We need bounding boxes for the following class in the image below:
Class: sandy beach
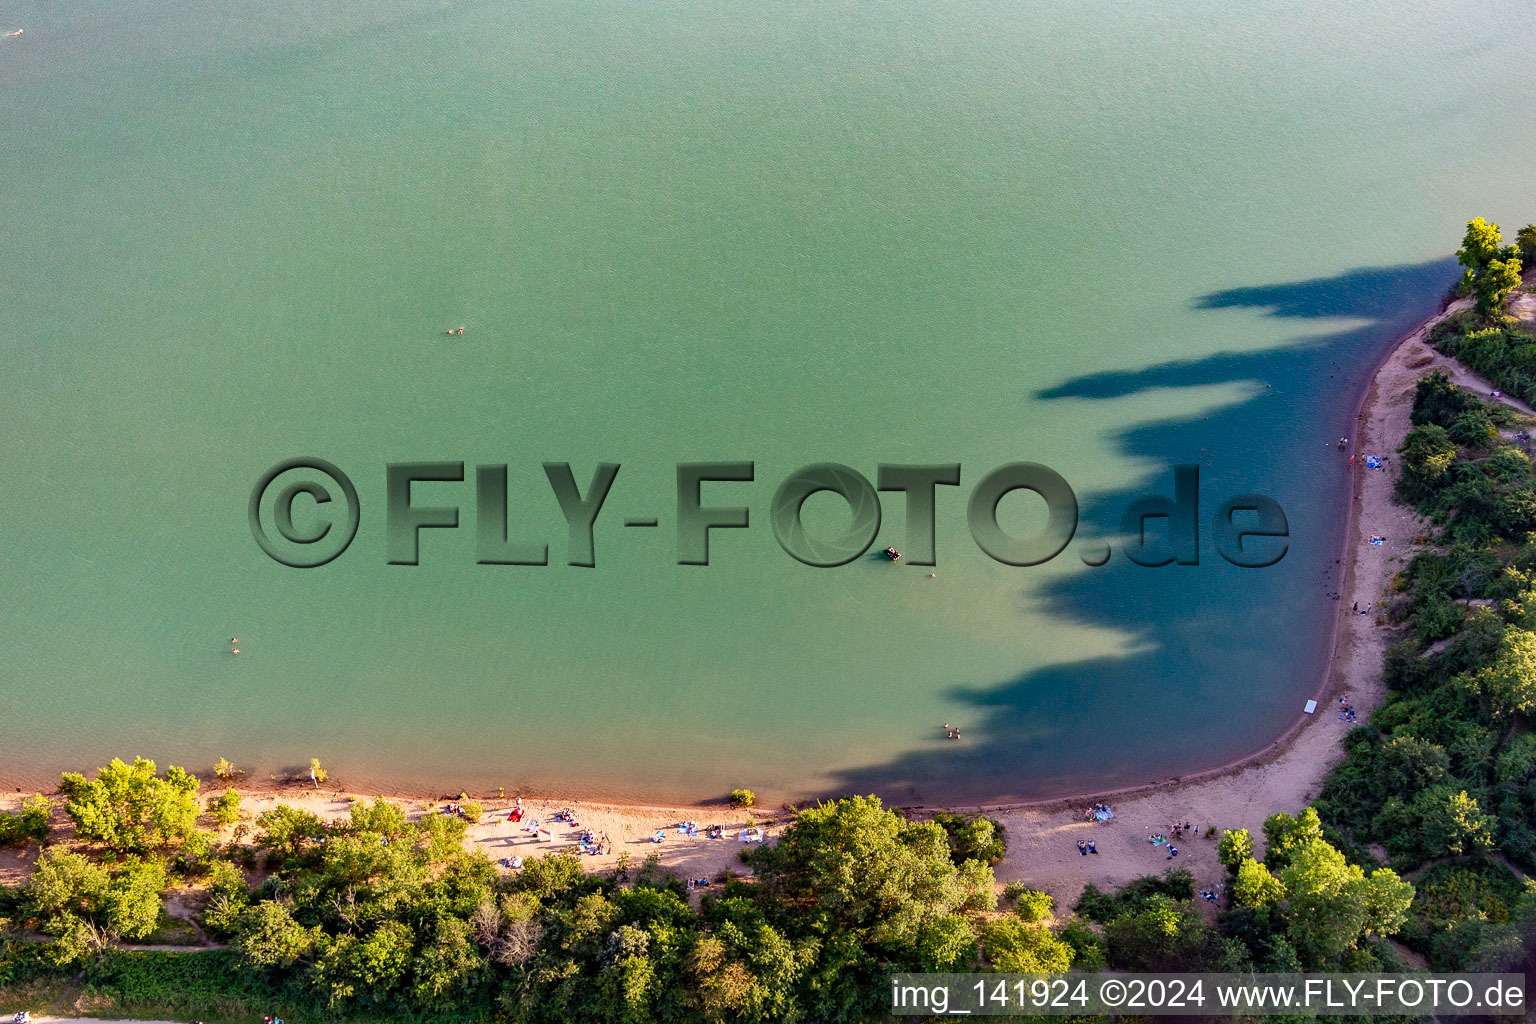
[6,286,1533,943]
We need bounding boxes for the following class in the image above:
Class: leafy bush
[931,811,1007,865]
[729,788,755,807]
[58,757,201,853]
[206,789,241,827]
[1011,887,1054,923]
[0,794,52,847]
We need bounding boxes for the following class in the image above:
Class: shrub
[1218,828,1254,869]
[58,757,201,854]
[730,789,755,808]
[308,758,328,785]
[206,789,241,827]
[212,757,241,781]
[1057,915,1107,971]
[0,794,52,847]
[931,812,1007,865]
[982,917,1072,972]
[1011,887,1054,923]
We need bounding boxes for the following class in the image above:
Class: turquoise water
[1,0,1533,802]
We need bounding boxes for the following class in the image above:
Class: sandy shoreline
[4,290,1501,916]
[11,285,1534,944]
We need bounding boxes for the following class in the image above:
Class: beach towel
[1365,456,1382,469]
[1370,538,1383,546]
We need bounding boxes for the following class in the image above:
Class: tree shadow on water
[825,257,1459,807]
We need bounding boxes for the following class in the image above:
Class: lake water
[1,0,1533,803]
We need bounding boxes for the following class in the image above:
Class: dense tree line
[2,784,1085,1022]
[1311,227,1536,972]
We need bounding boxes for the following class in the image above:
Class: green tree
[312,920,414,1007]
[23,849,166,956]
[1421,788,1496,857]
[1278,839,1368,965]
[1518,224,1536,267]
[1472,626,1536,719]
[1376,735,1450,794]
[1398,425,1459,502]
[1233,859,1284,908]
[103,857,169,941]
[932,812,1006,864]
[1218,828,1253,869]
[206,789,241,827]
[1458,217,1524,317]
[201,860,251,937]
[1263,807,1325,869]
[234,899,317,969]
[58,757,201,853]
[913,915,977,971]
[1101,894,1218,970]
[350,796,410,836]
[0,794,52,847]
[746,795,995,949]
[410,913,483,1006]
[254,805,326,857]
[981,917,1073,972]
[24,848,110,942]
[1412,370,1472,427]
[1011,887,1054,923]
[1354,867,1415,938]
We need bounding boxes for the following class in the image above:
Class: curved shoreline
[0,297,1463,820]
[952,294,1466,817]
[0,286,1488,907]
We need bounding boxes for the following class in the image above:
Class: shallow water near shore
[1,0,1533,803]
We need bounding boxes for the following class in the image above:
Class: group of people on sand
[942,722,962,740]
[506,805,611,854]
[1075,839,1099,856]
[1198,885,1224,903]
[652,821,754,844]
[1337,696,1358,724]
[1082,802,1114,822]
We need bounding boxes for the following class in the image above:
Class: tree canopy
[58,757,200,853]
[1458,217,1524,317]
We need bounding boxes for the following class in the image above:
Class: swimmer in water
[5,29,21,38]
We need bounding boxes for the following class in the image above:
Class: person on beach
[1077,839,1088,856]
[1088,841,1097,854]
